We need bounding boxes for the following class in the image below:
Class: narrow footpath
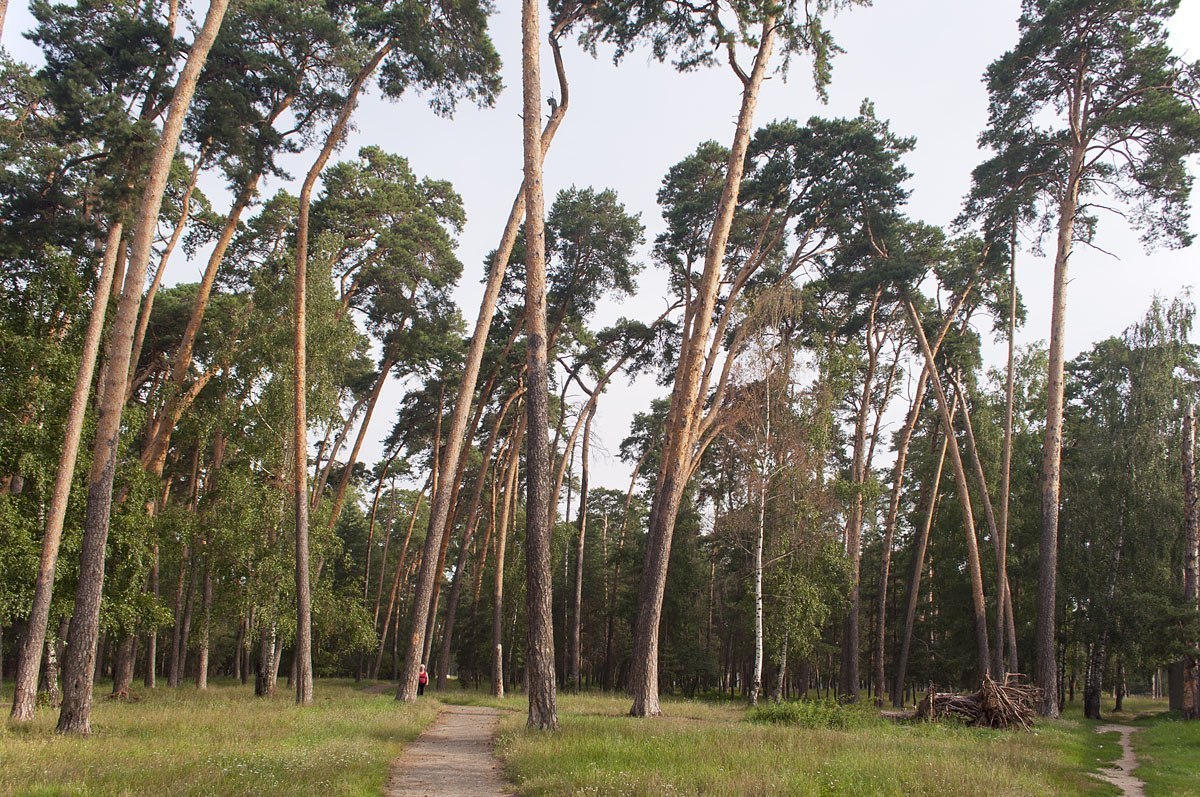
[1093,724,1146,797]
[383,704,512,797]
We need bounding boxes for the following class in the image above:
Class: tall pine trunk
[893,423,949,706]
[1036,123,1087,718]
[56,0,229,734]
[10,222,123,722]
[493,417,524,698]
[905,300,990,679]
[521,0,557,730]
[570,408,593,693]
[630,19,776,718]
[396,27,572,704]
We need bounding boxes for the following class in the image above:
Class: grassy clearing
[0,679,439,797]
[1112,700,1200,797]
[493,692,1120,797]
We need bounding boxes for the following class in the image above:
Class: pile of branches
[915,674,1042,731]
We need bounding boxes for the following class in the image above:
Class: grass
[0,678,1178,797]
[0,679,439,797]
[485,691,1122,797]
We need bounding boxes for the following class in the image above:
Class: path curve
[1093,724,1146,797]
[384,705,511,797]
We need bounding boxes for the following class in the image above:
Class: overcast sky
[4,0,1200,495]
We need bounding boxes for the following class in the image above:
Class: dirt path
[1093,724,1146,797]
[384,705,511,797]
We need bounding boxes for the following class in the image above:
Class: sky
[3,0,1200,496]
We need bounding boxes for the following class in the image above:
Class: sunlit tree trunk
[56,0,229,734]
[493,417,524,697]
[630,19,776,718]
[396,27,572,704]
[521,0,557,730]
[10,222,123,722]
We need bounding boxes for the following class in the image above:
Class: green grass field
[444,690,1125,797]
[0,680,439,797]
[2,680,1186,797]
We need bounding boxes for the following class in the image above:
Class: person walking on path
[417,664,428,696]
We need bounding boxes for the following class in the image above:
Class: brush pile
[915,674,1042,731]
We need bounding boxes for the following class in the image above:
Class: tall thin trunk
[998,224,1019,676]
[905,299,990,679]
[630,18,777,718]
[373,486,427,678]
[396,25,572,704]
[872,369,930,706]
[570,407,593,693]
[326,357,395,532]
[436,387,524,689]
[952,373,1017,677]
[840,294,880,702]
[56,1,229,734]
[11,222,123,722]
[893,423,950,706]
[1183,404,1199,719]
[145,541,160,689]
[493,416,524,698]
[365,464,399,612]
[292,40,396,709]
[195,554,213,689]
[522,0,556,730]
[1036,99,1087,718]
[605,450,646,691]
[127,147,206,398]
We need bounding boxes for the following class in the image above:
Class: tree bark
[10,222,123,722]
[998,226,1019,676]
[111,635,136,698]
[893,424,949,707]
[56,0,229,734]
[493,416,524,697]
[840,292,881,702]
[436,387,524,689]
[291,39,396,709]
[630,18,776,718]
[195,554,213,689]
[904,299,991,679]
[1036,116,1087,720]
[521,0,557,730]
[570,407,593,693]
[1183,404,1199,719]
[396,22,573,704]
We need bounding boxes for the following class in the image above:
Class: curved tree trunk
[10,222,123,722]
[56,0,229,734]
[630,19,776,718]
[291,38,398,709]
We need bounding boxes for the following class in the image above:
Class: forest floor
[0,680,1195,796]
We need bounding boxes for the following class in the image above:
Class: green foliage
[747,697,869,728]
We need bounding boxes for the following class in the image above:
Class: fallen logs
[915,674,1042,731]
